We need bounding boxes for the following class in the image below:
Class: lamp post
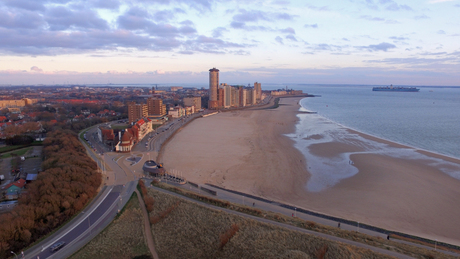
[11,251,18,259]
[294,207,297,217]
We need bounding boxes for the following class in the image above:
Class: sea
[270,84,460,192]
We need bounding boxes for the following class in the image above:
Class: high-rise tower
[208,67,219,109]
[254,82,262,102]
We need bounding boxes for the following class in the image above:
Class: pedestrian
[338,222,341,228]
[292,213,294,217]
[387,235,390,240]
[253,202,255,207]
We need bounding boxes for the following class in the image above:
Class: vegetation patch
[0,130,101,258]
[0,147,33,159]
[110,124,129,130]
[219,224,239,249]
[138,180,155,212]
[146,187,394,259]
[70,192,152,259]
[0,145,27,153]
[151,181,457,259]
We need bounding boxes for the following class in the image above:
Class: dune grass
[70,192,152,259]
[147,187,397,259]
[150,181,456,259]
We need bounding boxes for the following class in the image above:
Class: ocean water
[283,85,460,191]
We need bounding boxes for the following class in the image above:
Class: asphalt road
[23,180,137,259]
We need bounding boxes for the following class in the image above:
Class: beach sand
[161,97,460,246]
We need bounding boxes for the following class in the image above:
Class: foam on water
[287,107,460,192]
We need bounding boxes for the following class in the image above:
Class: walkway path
[135,189,159,259]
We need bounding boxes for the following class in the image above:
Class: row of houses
[97,117,155,153]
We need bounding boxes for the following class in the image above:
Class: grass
[70,192,152,259]
[151,181,457,259]
[111,124,129,130]
[147,187,394,259]
[0,145,27,153]
[0,147,33,159]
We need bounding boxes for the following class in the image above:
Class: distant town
[0,68,303,155]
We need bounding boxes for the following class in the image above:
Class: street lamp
[294,207,297,217]
[10,251,18,259]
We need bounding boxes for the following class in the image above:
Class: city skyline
[0,0,459,86]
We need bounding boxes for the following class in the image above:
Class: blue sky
[0,0,459,86]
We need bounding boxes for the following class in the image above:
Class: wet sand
[161,97,460,246]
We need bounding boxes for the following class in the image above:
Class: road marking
[41,186,114,251]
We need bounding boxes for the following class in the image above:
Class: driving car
[50,241,66,252]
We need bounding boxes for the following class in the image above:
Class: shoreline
[161,97,460,246]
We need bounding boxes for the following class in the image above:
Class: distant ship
[372,85,420,92]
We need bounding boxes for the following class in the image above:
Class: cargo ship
[372,85,420,92]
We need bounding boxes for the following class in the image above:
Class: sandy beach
[161,97,460,246]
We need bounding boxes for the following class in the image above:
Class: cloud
[437,30,446,34]
[302,43,348,55]
[360,15,399,24]
[414,14,430,20]
[0,9,46,29]
[280,27,295,34]
[357,42,397,52]
[232,10,271,23]
[153,8,185,22]
[230,9,295,30]
[285,34,297,42]
[0,27,184,55]
[389,36,409,41]
[181,35,248,54]
[428,0,455,3]
[45,6,109,31]
[127,0,214,11]
[2,0,46,11]
[212,27,228,38]
[275,36,284,45]
[360,15,385,22]
[305,4,330,11]
[30,66,43,72]
[117,7,196,38]
[304,24,318,28]
[90,0,121,10]
[364,0,413,11]
[271,0,290,5]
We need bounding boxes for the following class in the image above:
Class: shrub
[316,244,328,259]
[306,221,316,228]
[150,201,180,224]
[219,224,239,249]
[144,196,155,213]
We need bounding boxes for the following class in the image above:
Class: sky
[0,0,459,86]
